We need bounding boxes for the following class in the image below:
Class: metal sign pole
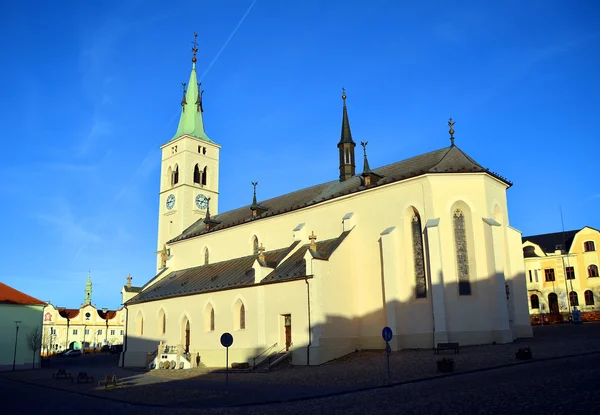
[226,346,229,388]
[386,342,391,383]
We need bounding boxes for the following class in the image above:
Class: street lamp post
[12,321,22,371]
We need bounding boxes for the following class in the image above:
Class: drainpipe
[305,276,312,366]
[121,304,129,368]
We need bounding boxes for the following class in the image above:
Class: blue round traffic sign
[382,326,393,342]
[220,332,233,348]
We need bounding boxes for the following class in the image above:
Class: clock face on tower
[166,194,176,210]
[195,194,208,210]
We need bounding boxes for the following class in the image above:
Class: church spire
[172,33,213,143]
[84,272,92,306]
[337,88,356,182]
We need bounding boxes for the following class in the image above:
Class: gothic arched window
[530,294,539,309]
[234,299,245,330]
[158,309,166,335]
[202,166,207,186]
[172,165,179,185]
[193,164,201,184]
[569,291,579,306]
[252,236,259,255]
[411,212,427,298]
[585,290,595,305]
[453,208,472,296]
[204,304,215,332]
[240,304,246,330]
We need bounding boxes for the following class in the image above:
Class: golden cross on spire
[309,231,317,249]
[448,117,455,145]
[126,274,132,288]
[191,32,199,63]
[258,243,266,261]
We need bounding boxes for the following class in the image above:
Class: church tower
[84,272,92,306]
[338,88,356,182]
[157,34,221,271]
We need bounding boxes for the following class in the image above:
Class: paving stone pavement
[2,323,599,409]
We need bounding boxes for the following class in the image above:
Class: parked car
[110,344,123,354]
[100,345,110,353]
[64,349,82,357]
[56,350,69,358]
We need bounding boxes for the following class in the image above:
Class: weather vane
[360,141,368,155]
[448,117,455,145]
[191,32,199,63]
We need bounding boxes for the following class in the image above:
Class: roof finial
[126,274,132,288]
[448,117,455,146]
[181,82,187,111]
[191,32,199,64]
[258,243,266,262]
[251,181,258,206]
[204,197,212,221]
[341,87,347,107]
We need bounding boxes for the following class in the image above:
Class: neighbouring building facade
[121,42,532,369]
[0,282,45,371]
[42,275,126,353]
[523,226,600,323]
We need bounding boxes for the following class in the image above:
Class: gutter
[305,277,312,366]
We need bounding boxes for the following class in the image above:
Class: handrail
[268,342,293,368]
[253,342,278,370]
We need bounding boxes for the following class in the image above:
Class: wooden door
[284,315,292,351]
[185,321,190,353]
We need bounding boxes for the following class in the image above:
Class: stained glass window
[412,214,427,298]
[453,209,471,295]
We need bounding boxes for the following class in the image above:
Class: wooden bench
[74,372,94,383]
[435,342,460,354]
[98,374,124,389]
[52,369,71,380]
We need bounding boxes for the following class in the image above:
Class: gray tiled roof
[522,230,580,254]
[169,145,509,245]
[126,234,350,305]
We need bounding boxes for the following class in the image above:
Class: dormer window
[584,241,596,252]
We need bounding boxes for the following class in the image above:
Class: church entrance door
[284,315,292,351]
[185,321,190,354]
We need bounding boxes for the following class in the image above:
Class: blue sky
[1,1,598,309]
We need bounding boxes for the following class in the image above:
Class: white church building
[121,45,532,368]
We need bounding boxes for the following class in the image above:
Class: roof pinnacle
[360,141,371,174]
[251,181,258,206]
[448,117,455,146]
[342,87,347,106]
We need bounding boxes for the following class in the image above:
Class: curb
[2,349,599,409]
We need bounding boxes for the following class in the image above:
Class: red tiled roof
[58,308,80,319]
[97,309,117,320]
[0,282,46,306]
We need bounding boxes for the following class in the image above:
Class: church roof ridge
[169,144,510,244]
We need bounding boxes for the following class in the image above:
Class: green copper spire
[84,272,92,306]
[171,33,213,143]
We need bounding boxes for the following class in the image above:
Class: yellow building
[523,227,600,322]
[121,47,533,369]
[42,275,126,352]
